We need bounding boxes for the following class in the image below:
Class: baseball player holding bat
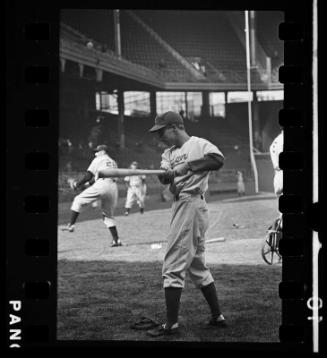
[61,144,122,247]
[145,111,226,337]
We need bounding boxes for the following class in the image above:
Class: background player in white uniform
[62,144,122,247]
[146,111,226,337]
[269,130,283,198]
[269,130,284,238]
[124,161,146,215]
[236,170,245,196]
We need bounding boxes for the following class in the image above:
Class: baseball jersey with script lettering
[160,136,224,198]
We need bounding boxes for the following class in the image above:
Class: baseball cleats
[61,224,75,232]
[130,317,160,330]
[111,239,123,247]
[146,323,179,337]
[206,315,227,328]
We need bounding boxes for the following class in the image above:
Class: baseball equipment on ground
[151,243,162,249]
[206,237,225,243]
[130,316,160,330]
[99,168,165,178]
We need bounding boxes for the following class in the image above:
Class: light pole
[245,10,259,193]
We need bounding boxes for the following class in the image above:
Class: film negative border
[6,2,58,348]
[278,0,323,353]
[5,0,323,353]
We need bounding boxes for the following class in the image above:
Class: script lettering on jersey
[172,154,188,168]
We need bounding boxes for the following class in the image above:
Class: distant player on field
[124,161,147,215]
[61,144,122,247]
[236,170,245,196]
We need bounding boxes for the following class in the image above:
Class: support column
[117,90,125,150]
[150,91,157,118]
[250,11,257,68]
[224,91,228,118]
[96,68,103,82]
[114,10,122,59]
[78,63,84,78]
[201,91,210,118]
[252,91,261,151]
[60,58,66,73]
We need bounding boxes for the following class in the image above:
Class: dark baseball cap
[149,111,184,132]
[93,144,108,153]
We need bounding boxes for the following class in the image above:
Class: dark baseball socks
[109,226,121,245]
[201,282,225,323]
[69,210,79,226]
[164,287,182,329]
[61,210,79,232]
[163,284,225,331]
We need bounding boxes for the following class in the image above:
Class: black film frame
[5,0,325,353]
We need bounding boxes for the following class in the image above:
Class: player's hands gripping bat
[158,162,174,184]
[157,169,174,185]
[173,162,191,177]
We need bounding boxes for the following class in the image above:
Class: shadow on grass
[58,260,282,344]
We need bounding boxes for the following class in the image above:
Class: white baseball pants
[71,179,118,228]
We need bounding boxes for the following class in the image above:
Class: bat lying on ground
[206,237,226,243]
[98,168,166,178]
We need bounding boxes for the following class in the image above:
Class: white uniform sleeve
[160,149,172,170]
[111,159,118,169]
[270,133,283,170]
[200,138,224,158]
[87,158,98,176]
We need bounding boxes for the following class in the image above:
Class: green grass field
[58,192,282,342]
[58,261,281,342]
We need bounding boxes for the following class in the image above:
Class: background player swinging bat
[98,168,166,178]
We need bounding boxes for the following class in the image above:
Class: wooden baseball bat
[206,237,225,243]
[98,168,166,178]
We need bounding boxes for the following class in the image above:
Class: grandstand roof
[60,10,283,91]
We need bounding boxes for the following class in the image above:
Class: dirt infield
[58,193,280,266]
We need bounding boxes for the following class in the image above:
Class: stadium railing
[60,38,163,85]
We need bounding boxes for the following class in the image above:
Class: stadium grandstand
[59,9,284,197]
